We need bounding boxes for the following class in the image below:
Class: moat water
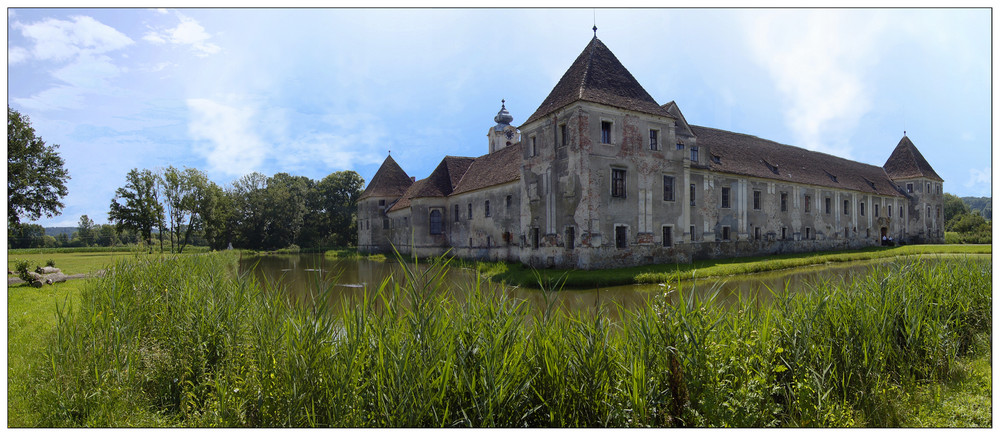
[238,253,989,315]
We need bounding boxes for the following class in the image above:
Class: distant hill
[44,227,77,237]
[961,196,992,220]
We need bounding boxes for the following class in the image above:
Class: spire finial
[593,9,597,36]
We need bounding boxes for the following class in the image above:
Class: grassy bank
[488,244,992,288]
[9,252,990,427]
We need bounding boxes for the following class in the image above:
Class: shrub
[13,259,32,282]
[46,259,56,267]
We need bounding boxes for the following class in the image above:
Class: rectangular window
[690,146,699,163]
[899,206,902,218]
[860,202,865,216]
[611,168,627,198]
[906,183,913,193]
[378,199,385,207]
[690,184,696,206]
[615,225,628,249]
[454,204,460,222]
[844,227,849,238]
[663,175,675,201]
[429,209,443,235]
[721,187,730,208]
[566,227,575,250]
[531,228,539,249]
[530,136,537,157]
[676,142,684,150]
[753,190,761,210]
[468,203,472,220]
[662,226,672,247]
[875,203,879,217]
[601,121,612,144]
[825,197,831,214]
[888,205,892,217]
[722,226,731,241]
[805,227,811,239]
[486,236,492,247]
[782,227,787,240]
[560,124,568,147]
[927,206,931,218]
[485,200,491,217]
[780,192,787,211]
[506,195,512,209]
[844,200,850,215]
[649,129,659,150]
[754,227,761,241]
[804,195,811,213]
[926,183,930,193]
[690,225,696,241]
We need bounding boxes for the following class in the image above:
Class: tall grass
[23,252,991,427]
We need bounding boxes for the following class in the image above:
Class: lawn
[488,244,992,288]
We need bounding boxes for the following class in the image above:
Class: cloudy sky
[7,8,991,228]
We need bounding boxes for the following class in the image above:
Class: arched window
[429,210,443,235]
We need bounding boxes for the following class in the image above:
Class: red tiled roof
[693,125,904,197]
[524,37,673,125]
[452,143,523,195]
[882,135,943,182]
[359,155,412,200]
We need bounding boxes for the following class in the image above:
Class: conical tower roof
[882,135,943,182]
[359,155,413,200]
[524,37,672,125]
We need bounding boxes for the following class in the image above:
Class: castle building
[358,36,944,269]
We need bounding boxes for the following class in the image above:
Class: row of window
[619,170,909,218]
[904,182,943,195]
[529,121,699,162]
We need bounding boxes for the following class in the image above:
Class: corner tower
[883,134,945,243]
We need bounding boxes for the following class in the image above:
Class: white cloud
[13,85,86,111]
[8,46,29,64]
[144,12,220,57]
[964,167,990,189]
[17,15,133,62]
[743,11,885,156]
[187,98,267,176]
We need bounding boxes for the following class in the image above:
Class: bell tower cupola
[488,99,520,154]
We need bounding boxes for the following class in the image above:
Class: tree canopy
[7,107,70,226]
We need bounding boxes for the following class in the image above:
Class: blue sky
[7,8,991,228]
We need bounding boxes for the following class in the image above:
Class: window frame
[721,186,731,209]
[649,128,659,150]
[601,120,613,144]
[663,175,675,201]
[611,168,627,198]
[753,190,761,210]
[429,209,443,235]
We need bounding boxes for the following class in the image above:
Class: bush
[46,259,56,267]
[13,259,33,282]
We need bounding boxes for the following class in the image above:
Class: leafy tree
[950,212,990,234]
[231,172,269,249]
[94,223,119,247]
[76,214,95,246]
[943,193,970,223]
[7,107,70,226]
[109,168,164,249]
[263,173,311,250]
[159,166,213,253]
[304,170,364,247]
[8,223,45,249]
[200,181,235,250]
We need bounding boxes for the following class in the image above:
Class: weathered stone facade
[358,36,944,269]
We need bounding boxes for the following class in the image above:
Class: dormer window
[906,183,913,193]
[711,155,721,164]
[601,121,613,144]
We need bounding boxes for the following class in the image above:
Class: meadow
[6,248,991,427]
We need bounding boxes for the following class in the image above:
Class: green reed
[26,252,990,427]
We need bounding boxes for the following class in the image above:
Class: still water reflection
[239,253,988,315]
